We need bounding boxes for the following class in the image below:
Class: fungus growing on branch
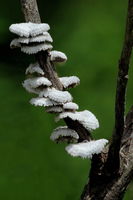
[63,102,79,111]
[26,62,44,75]
[48,88,73,103]
[59,76,80,88]
[21,43,53,54]
[9,22,50,37]
[30,97,61,107]
[55,110,99,132]
[66,139,108,158]
[50,126,79,143]
[46,106,63,114]
[50,50,67,63]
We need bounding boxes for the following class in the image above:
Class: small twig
[106,0,133,173]
[20,0,92,141]
[20,0,41,23]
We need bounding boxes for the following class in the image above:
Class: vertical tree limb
[21,0,41,23]
[81,0,133,199]
[106,0,133,173]
[104,106,133,200]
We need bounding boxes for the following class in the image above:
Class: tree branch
[104,106,133,200]
[81,0,133,199]
[20,1,133,199]
[20,0,92,141]
[81,108,133,200]
[106,0,133,173]
[20,0,41,23]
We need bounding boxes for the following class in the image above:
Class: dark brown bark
[20,0,133,200]
[104,106,133,200]
[81,0,133,199]
[81,106,133,200]
[106,0,133,174]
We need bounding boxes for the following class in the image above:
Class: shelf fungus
[55,110,99,132]
[22,77,52,94]
[65,139,108,159]
[30,97,61,107]
[63,102,79,111]
[59,76,80,88]
[23,77,52,88]
[21,43,53,54]
[9,21,108,160]
[10,35,53,49]
[9,22,50,37]
[9,22,53,54]
[50,50,67,63]
[50,126,79,143]
[48,88,73,103]
[46,106,63,114]
[26,62,44,75]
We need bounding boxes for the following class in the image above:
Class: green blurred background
[0,0,133,199]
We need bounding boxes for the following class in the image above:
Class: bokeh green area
[0,0,133,199]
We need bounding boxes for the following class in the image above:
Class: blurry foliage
[0,0,132,199]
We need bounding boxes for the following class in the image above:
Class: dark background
[0,0,133,199]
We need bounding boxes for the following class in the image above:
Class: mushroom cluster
[9,22,108,159]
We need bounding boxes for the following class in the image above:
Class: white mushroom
[46,106,63,114]
[65,139,108,158]
[25,62,44,75]
[55,110,99,131]
[50,126,79,142]
[48,88,73,103]
[30,97,61,107]
[30,34,53,43]
[59,76,80,88]
[22,82,40,94]
[10,33,53,48]
[63,102,79,111]
[50,50,67,63]
[9,22,50,37]
[23,77,52,89]
[21,43,53,54]
[10,38,28,48]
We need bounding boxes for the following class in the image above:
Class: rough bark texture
[106,0,133,173]
[21,0,41,23]
[20,0,133,199]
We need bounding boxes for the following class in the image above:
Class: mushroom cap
[48,88,73,103]
[25,62,44,75]
[45,106,63,113]
[10,33,53,48]
[23,77,52,89]
[21,43,53,54]
[30,97,61,107]
[63,102,79,110]
[9,22,50,37]
[59,76,80,88]
[50,126,79,142]
[55,110,99,131]
[66,139,108,158]
[50,50,67,63]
